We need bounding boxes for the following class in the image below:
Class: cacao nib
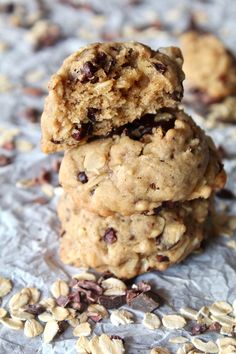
[77,171,88,184]
[154,62,167,74]
[87,312,102,322]
[104,228,117,244]
[24,304,45,315]
[136,281,151,292]
[208,322,221,332]
[0,155,12,167]
[191,323,208,335]
[56,295,70,307]
[75,280,103,295]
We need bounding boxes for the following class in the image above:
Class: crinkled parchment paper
[0,0,236,353]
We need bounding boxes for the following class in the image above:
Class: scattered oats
[89,334,125,354]
[142,312,161,330]
[226,240,236,250]
[78,312,88,324]
[176,349,185,354]
[16,179,36,189]
[50,280,69,298]
[87,304,109,319]
[43,320,59,343]
[169,336,188,344]
[192,338,218,353]
[76,336,90,353]
[9,292,30,311]
[67,308,77,320]
[110,309,134,326]
[40,297,56,310]
[219,345,236,354]
[196,306,212,326]
[151,347,170,354]
[179,307,198,320]
[210,314,236,327]
[51,306,69,321]
[0,317,24,330]
[0,277,12,297]
[0,74,12,92]
[38,311,54,322]
[101,277,127,296]
[24,319,44,338]
[41,183,54,197]
[0,308,7,318]
[73,272,96,282]
[22,287,40,304]
[162,315,186,329]
[11,309,34,321]
[209,301,233,316]
[16,139,34,152]
[220,325,233,337]
[53,186,64,196]
[217,337,236,349]
[25,69,44,83]
[68,318,80,328]
[73,322,91,337]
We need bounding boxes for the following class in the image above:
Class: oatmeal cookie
[180,31,236,103]
[58,194,209,279]
[59,109,226,216]
[41,42,184,153]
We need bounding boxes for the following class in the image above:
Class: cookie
[59,109,226,216]
[58,193,209,279]
[180,31,236,104]
[41,42,185,153]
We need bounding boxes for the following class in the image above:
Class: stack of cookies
[41,42,226,279]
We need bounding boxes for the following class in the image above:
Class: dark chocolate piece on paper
[98,295,126,309]
[127,290,160,312]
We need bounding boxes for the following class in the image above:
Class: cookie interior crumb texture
[41,42,185,153]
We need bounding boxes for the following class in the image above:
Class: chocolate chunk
[156,255,169,262]
[37,169,52,184]
[154,62,167,74]
[153,206,163,214]
[98,295,126,309]
[208,322,221,332]
[0,155,12,167]
[150,183,156,190]
[80,61,97,82]
[95,52,107,66]
[171,90,183,102]
[216,188,235,200]
[77,171,88,184]
[191,323,208,335]
[127,290,160,312]
[104,228,117,244]
[24,304,45,316]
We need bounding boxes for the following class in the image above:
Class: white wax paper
[0,0,236,353]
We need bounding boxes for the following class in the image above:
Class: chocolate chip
[208,321,221,332]
[104,228,117,244]
[24,304,45,316]
[72,122,93,141]
[136,281,151,292]
[98,295,126,309]
[171,90,183,102]
[87,107,100,122]
[156,255,169,262]
[80,61,97,82]
[0,155,12,167]
[37,169,52,184]
[150,183,156,190]
[77,171,88,184]
[127,290,160,312]
[191,323,208,336]
[154,62,167,74]
[153,206,163,214]
[216,188,235,200]
[95,52,107,66]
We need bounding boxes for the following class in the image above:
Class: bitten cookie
[180,31,236,103]
[59,109,226,216]
[58,194,209,279]
[41,42,184,153]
